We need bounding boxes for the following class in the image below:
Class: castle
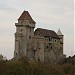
[14,11,65,63]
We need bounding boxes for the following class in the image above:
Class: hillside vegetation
[0,56,75,75]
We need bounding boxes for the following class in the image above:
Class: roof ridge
[37,28,54,31]
[35,28,59,38]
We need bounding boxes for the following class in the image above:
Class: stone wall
[33,36,44,62]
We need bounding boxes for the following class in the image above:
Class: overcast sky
[0,0,74,59]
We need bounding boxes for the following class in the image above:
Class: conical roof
[18,11,36,24]
[57,29,63,35]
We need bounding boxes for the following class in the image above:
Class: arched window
[49,37,51,41]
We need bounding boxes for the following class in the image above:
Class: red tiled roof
[18,11,36,24]
[35,28,59,38]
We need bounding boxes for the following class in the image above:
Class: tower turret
[14,11,36,59]
[57,28,63,43]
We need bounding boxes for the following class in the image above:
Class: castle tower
[57,29,64,54]
[14,11,36,59]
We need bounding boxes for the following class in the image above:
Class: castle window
[60,42,63,44]
[55,40,56,42]
[16,53,17,54]
[49,43,51,46]
[47,46,49,49]
[51,46,52,50]
[29,36,31,39]
[49,38,50,41]
[39,48,41,49]
[49,37,51,41]
[38,57,40,61]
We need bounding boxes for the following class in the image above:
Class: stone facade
[14,11,65,63]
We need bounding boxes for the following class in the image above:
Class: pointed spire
[57,28,63,35]
[18,10,36,24]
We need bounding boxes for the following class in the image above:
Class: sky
[0,0,74,59]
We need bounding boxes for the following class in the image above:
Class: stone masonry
[14,11,65,63]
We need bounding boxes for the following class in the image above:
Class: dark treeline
[63,55,75,65]
[0,56,75,75]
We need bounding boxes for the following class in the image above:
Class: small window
[49,38,51,41]
[47,46,49,49]
[49,38,50,41]
[49,43,51,46]
[55,40,56,42]
[38,57,40,61]
[39,48,41,49]
[29,36,31,39]
[49,37,52,41]
[51,46,52,50]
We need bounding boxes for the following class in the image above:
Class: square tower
[14,11,36,59]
